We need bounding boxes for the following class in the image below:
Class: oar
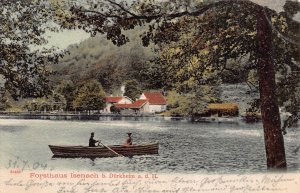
[99,141,125,157]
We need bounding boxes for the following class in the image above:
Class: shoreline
[0,112,247,124]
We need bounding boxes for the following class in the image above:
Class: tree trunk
[256,8,287,169]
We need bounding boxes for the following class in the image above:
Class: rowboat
[49,143,159,158]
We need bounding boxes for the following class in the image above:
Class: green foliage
[0,93,12,111]
[164,84,221,117]
[56,80,76,110]
[21,93,66,112]
[28,97,49,112]
[139,60,166,90]
[0,1,64,99]
[246,98,261,113]
[275,0,300,117]
[124,79,142,101]
[150,4,258,92]
[247,69,259,90]
[277,72,300,115]
[146,1,299,122]
[72,80,106,111]
[163,91,198,117]
[5,107,23,113]
[95,62,123,93]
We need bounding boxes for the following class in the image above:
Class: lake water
[0,118,299,174]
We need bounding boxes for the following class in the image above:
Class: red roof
[114,100,148,109]
[143,92,167,105]
[114,103,132,108]
[105,96,123,103]
[131,99,148,108]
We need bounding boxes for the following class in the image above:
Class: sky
[252,0,286,11]
[45,30,90,50]
[45,0,299,50]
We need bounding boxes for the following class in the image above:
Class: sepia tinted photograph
[0,0,299,192]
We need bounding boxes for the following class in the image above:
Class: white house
[139,92,167,113]
[104,96,133,113]
[130,99,150,113]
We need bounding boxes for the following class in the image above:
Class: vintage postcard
[0,0,299,192]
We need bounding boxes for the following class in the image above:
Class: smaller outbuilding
[207,103,239,117]
[114,99,149,114]
[104,96,133,113]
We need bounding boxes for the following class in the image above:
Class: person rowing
[89,132,100,147]
[123,133,132,147]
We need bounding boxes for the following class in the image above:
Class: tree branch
[131,0,275,20]
[73,0,275,23]
[72,8,122,19]
[104,0,139,18]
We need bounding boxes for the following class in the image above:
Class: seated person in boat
[89,132,99,147]
[124,133,132,146]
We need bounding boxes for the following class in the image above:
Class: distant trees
[18,79,105,112]
[124,80,142,101]
[125,44,155,88]
[72,80,106,113]
[95,61,123,94]
[56,80,76,110]
[22,93,66,112]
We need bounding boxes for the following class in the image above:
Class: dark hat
[127,132,132,136]
[91,132,94,135]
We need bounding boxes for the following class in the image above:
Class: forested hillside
[51,28,156,94]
